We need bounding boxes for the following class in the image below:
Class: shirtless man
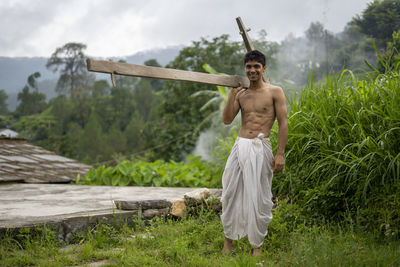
[220,50,288,256]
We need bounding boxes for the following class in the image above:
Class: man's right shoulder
[267,83,282,91]
[267,84,285,101]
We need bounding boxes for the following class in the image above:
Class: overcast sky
[1,0,372,58]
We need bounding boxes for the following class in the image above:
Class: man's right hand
[229,83,245,101]
[229,83,243,97]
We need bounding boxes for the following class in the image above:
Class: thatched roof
[0,137,91,183]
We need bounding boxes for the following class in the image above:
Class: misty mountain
[0,45,183,110]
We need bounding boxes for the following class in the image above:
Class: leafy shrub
[78,155,223,188]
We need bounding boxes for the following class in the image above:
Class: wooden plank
[236,17,255,51]
[236,17,269,83]
[87,59,250,88]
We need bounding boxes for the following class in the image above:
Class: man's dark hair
[244,50,266,66]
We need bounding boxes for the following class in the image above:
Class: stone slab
[0,183,221,235]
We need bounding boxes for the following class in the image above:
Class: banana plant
[191,64,230,130]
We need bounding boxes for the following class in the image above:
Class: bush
[78,155,223,188]
[272,69,400,234]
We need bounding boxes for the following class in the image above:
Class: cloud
[0,0,371,57]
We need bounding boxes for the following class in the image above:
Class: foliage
[13,107,56,141]
[190,63,229,131]
[275,0,400,85]
[0,89,9,115]
[350,0,400,48]
[277,21,375,87]
[14,72,47,118]
[78,155,222,188]
[0,115,12,128]
[272,68,400,234]
[377,30,400,72]
[46,42,94,96]
[11,70,162,164]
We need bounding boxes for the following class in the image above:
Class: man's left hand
[272,154,285,173]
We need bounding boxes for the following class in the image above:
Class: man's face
[244,60,266,82]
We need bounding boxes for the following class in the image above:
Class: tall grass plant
[270,69,400,234]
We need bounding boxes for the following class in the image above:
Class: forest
[0,0,399,238]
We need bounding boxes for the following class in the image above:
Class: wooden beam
[236,17,255,52]
[87,59,250,88]
[236,16,269,83]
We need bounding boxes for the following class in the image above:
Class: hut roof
[0,137,91,183]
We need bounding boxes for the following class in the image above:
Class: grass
[266,69,400,233]
[1,205,399,267]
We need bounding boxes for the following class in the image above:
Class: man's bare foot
[252,247,262,257]
[222,238,233,255]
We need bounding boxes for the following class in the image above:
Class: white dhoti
[220,133,274,248]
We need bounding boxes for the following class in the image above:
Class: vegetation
[46,42,94,97]
[0,89,8,115]
[350,0,400,48]
[13,72,47,118]
[78,155,222,188]
[270,68,400,236]
[1,203,399,267]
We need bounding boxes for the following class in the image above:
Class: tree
[108,86,136,131]
[77,112,105,163]
[27,71,41,91]
[14,72,47,118]
[125,112,145,152]
[0,89,8,115]
[133,79,161,122]
[46,42,93,97]
[143,59,165,91]
[350,0,400,48]
[92,80,110,98]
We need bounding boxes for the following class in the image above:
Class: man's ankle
[252,247,262,257]
[224,238,233,244]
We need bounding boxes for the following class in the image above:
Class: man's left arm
[272,86,288,173]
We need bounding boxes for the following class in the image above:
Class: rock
[170,199,186,217]
[211,189,222,197]
[142,207,170,219]
[184,188,210,205]
[114,199,171,210]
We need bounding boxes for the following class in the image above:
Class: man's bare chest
[239,89,274,113]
